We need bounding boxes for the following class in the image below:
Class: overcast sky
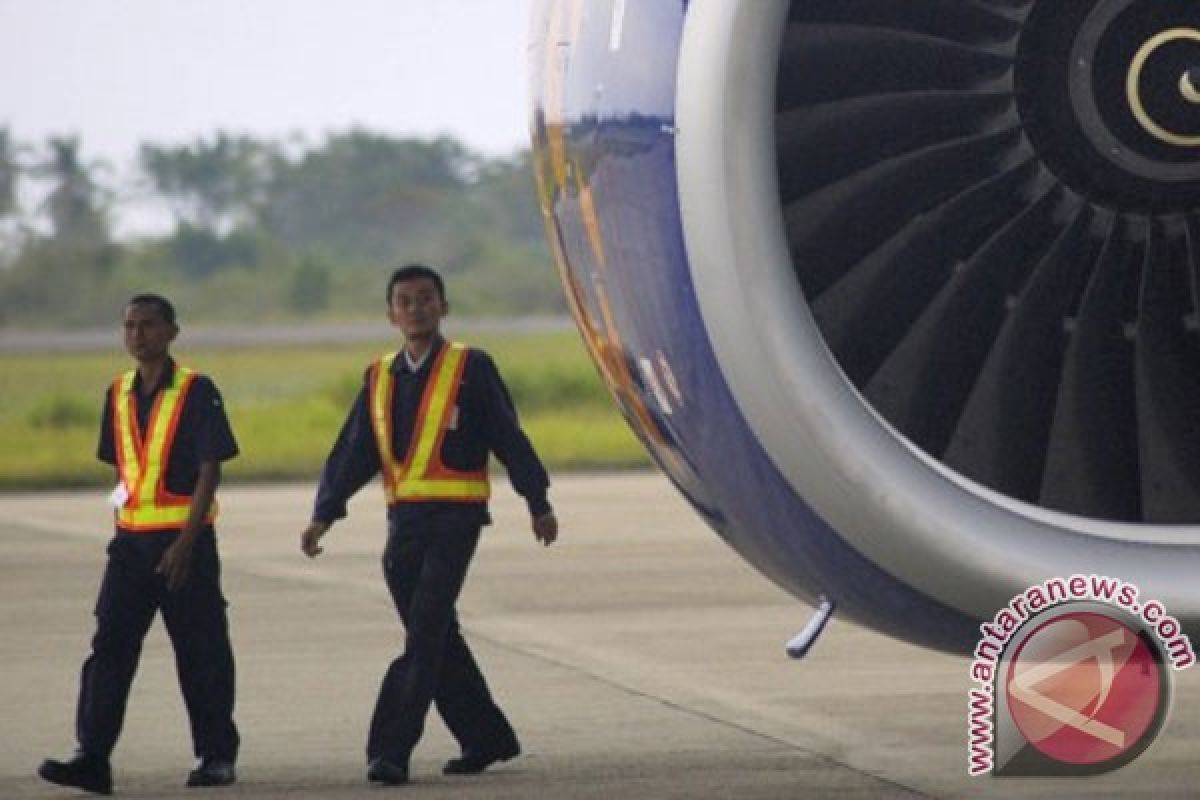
[0,0,536,167]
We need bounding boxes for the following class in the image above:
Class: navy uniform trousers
[75,528,239,762]
[368,507,518,764]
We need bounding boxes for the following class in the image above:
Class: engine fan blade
[1134,217,1200,522]
[942,201,1096,501]
[862,184,1064,455]
[1039,215,1142,520]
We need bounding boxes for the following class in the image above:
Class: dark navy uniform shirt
[97,358,240,498]
[313,337,551,526]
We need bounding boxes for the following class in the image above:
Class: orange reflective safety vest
[112,366,217,532]
[368,342,491,504]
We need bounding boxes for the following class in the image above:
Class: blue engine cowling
[528,0,1200,654]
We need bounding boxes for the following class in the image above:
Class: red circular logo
[1006,612,1164,766]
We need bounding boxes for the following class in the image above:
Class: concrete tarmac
[4,473,1199,799]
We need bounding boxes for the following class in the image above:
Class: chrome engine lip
[675,0,1200,624]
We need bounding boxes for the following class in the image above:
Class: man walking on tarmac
[39,294,241,794]
[300,264,558,786]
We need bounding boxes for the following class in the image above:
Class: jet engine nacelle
[529,0,1200,653]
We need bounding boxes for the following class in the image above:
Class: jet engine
[529,0,1200,653]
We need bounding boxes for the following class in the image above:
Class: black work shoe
[442,740,520,775]
[186,758,236,788]
[367,757,409,785]
[38,752,113,795]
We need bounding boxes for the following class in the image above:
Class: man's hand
[156,535,195,592]
[301,520,332,558]
[532,511,558,546]
[156,460,217,592]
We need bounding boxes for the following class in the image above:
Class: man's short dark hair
[387,264,445,304]
[127,293,177,325]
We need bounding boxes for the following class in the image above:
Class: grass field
[0,329,651,489]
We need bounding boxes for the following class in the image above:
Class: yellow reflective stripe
[393,478,491,499]
[406,343,466,481]
[135,368,190,510]
[121,505,194,528]
[370,353,400,488]
[114,371,140,494]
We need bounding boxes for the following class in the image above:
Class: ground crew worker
[299,264,558,786]
[39,294,240,795]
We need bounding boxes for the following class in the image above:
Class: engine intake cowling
[677,0,1200,634]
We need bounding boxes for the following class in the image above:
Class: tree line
[0,128,563,327]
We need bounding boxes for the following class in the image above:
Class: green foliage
[27,392,95,429]
[467,151,546,245]
[503,360,612,413]
[321,370,364,410]
[37,136,110,246]
[0,129,562,326]
[222,398,348,481]
[139,133,274,228]
[0,425,111,488]
[0,332,649,487]
[289,257,332,312]
[168,223,260,278]
[259,130,473,265]
[523,411,649,469]
[0,239,128,327]
[0,127,17,217]
[0,350,121,487]
[447,244,566,316]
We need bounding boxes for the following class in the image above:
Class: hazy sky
[0,0,536,166]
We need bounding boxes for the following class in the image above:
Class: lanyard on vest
[368,341,491,503]
[112,365,217,532]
